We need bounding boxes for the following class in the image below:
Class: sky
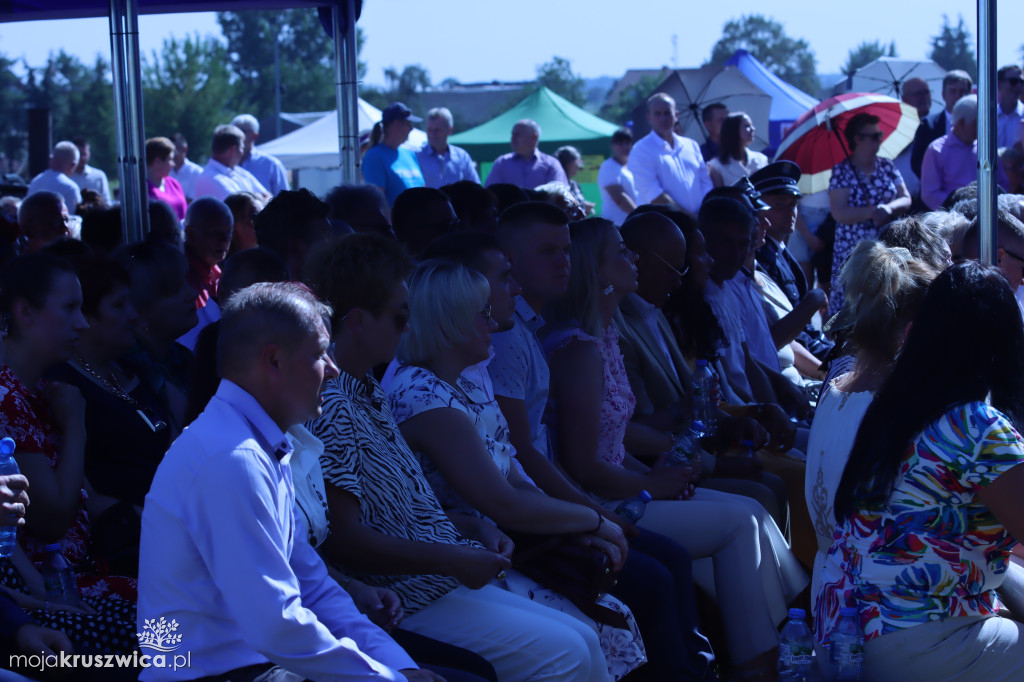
[0,1,1022,91]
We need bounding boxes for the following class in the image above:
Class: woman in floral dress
[827,112,911,316]
[821,262,1024,680]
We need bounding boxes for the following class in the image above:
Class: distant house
[419,81,533,131]
[602,68,673,111]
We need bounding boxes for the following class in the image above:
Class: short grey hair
[397,260,490,367]
[513,119,541,138]
[52,141,80,165]
[647,92,677,112]
[952,94,978,125]
[231,114,260,135]
[426,107,454,129]
[219,281,331,376]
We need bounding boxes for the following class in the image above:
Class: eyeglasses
[479,304,493,321]
[651,251,690,279]
[1002,77,1024,86]
[1001,246,1024,264]
[856,131,885,142]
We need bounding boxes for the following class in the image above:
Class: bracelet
[591,510,604,534]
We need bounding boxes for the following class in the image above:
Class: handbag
[504,530,626,628]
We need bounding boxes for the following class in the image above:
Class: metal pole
[333,0,360,184]
[977,0,997,265]
[108,0,148,244]
[274,36,282,140]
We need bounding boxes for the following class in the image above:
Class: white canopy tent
[257,98,427,169]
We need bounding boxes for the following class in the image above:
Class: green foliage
[0,53,27,172]
[362,64,432,111]
[707,14,819,95]
[600,75,660,126]
[536,56,586,107]
[842,41,898,77]
[217,9,340,121]
[142,35,234,165]
[23,51,116,177]
[930,15,978,80]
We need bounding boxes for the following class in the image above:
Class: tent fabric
[256,98,426,169]
[448,86,620,160]
[724,49,819,152]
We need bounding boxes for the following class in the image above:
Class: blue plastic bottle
[41,543,81,605]
[667,421,705,466]
[0,437,19,558]
[778,607,814,681]
[692,360,718,436]
[614,490,653,524]
[830,606,864,680]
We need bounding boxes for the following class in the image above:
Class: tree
[600,75,661,126]
[842,40,898,76]
[930,15,977,80]
[0,53,27,173]
[23,51,116,177]
[707,15,819,95]
[384,64,431,103]
[536,56,586,107]
[217,9,342,121]
[142,35,234,165]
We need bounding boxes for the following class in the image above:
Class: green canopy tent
[449,86,620,162]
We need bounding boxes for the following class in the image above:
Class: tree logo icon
[137,617,184,652]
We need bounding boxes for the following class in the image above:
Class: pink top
[543,325,635,467]
[148,175,187,221]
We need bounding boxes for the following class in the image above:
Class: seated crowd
[0,88,1023,682]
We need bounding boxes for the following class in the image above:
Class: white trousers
[637,487,808,663]
[401,583,608,682]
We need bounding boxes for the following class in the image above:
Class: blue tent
[724,49,818,154]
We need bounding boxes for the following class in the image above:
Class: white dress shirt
[171,158,204,200]
[70,165,112,204]
[628,130,713,216]
[139,379,413,681]
[194,159,269,201]
[27,169,81,211]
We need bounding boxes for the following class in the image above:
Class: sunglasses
[1001,246,1024,264]
[856,131,885,142]
[1002,77,1024,86]
[651,251,690,279]
[339,306,410,333]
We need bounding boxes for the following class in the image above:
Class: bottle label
[791,643,812,665]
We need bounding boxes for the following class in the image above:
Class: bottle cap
[639,490,652,502]
[840,607,858,617]
[696,359,707,368]
[741,440,755,448]
[44,543,62,553]
[788,608,806,619]
[690,420,705,433]
[0,437,14,456]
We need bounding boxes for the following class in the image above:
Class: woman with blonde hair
[806,240,935,608]
[544,216,807,679]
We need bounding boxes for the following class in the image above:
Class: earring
[602,283,615,296]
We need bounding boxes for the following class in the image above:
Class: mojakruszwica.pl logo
[8,616,192,673]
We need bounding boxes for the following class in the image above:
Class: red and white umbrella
[774,92,919,194]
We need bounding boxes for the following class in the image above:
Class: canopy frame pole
[108,0,148,243]
[977,0,997,265]
[333,1,360,184]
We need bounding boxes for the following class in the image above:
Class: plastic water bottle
[692,360,718,436]
[778,608,814,681]
[740,439,757,460]
[614,490,653,525]
[830,607,864,680]
[667,421,705,466]
[41,544,81,605]
[0,437,19,558]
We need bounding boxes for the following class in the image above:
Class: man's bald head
[621,212,687,308]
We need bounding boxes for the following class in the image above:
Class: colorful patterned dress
[815,401,1024,646]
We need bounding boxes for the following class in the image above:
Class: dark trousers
[611,527,717,681]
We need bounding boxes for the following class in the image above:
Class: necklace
[71,351,167,433]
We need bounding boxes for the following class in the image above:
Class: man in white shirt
[628,93,713,216]
[26,141,82,212]
[170,133,204,200]
[231,114,290,196]
[138,282,437,682]
[68,136,112,204]
[598,127,637,225]
[194,125,270,202]
[997,65,1024,149]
